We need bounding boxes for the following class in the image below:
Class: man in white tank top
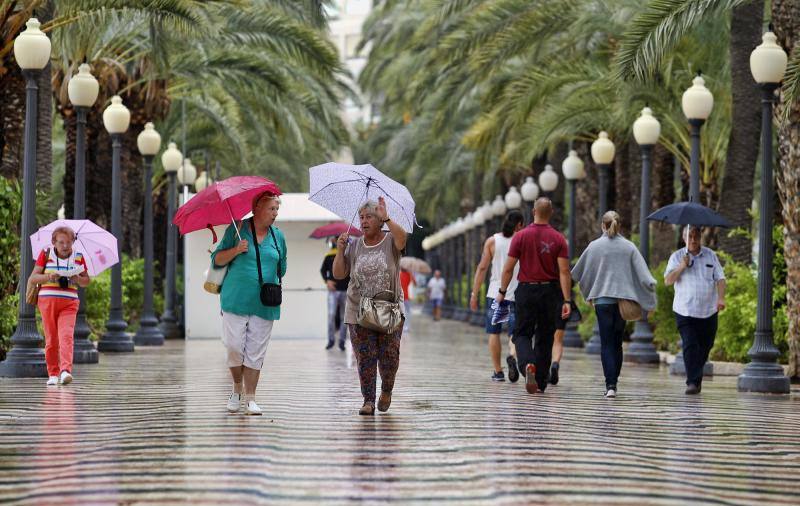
[470,210,524,382]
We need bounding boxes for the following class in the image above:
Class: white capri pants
[222,312,274,369]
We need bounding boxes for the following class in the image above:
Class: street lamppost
[67,62,99,364]
[453,217,467,320]
[681,73,714,203]
[591,131,615,218]
[98,96,133,353]
[470,208,487,325]
[521,177,539,224]
[159,142,183,338]
[538,164,559,198]
[562,150,585,349]
[443,222,456,319]
[463,212,476,323]
[491,194,506,234]
[134,122,165,347]
[584,134,616,354]
[627,107,661,364]
[738,30,790,394]
[504,186,522,213]
[173,158,196,336]
[0,18,51,377]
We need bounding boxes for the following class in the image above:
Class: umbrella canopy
[309,222,362,239]
[30,219,118,277]
[647,202,732,228]
[400,256,431,274]
[173,175,281,236]
[308,162,418,233]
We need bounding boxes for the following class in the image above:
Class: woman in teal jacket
[212,191,287,415]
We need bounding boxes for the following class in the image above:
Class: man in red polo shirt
[496,198,571,394]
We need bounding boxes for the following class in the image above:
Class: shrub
[0,179,21,358]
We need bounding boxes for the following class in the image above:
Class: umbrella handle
[226,201,243,241]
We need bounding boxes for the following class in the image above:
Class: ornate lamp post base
[737,359,790,394]
[73,339,99,364]
[158,316,183,339]
[98,324,134,352]
[669,351,713,375]
[0,347,47,377]
[134,318,165,346]
[626,319,659,364]
[585,323,601,354]
[562,321,583,348]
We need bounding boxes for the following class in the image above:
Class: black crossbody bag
[250,219,282,307]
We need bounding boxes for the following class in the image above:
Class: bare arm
[387,219,407,251]
[665,254,690,286]
[717,279,726,310]
[558,257,572,319]
[214,240,248,267]
[469,237,494,310]
[28,265,53,285]
[72,271,90,287]
[332,233,349,280]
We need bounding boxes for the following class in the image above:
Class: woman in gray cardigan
[571,211,656,398]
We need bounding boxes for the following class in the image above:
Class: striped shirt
[665,246,725,319]
[35,249,87,300]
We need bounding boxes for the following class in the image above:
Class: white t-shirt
[427,277,446,299]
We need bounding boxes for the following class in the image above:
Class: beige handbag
[26,248,50,305]
[357,289,404,335]
[618,299,643,321]
[204,222,242,294]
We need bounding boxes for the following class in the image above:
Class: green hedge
[0,179,21,359]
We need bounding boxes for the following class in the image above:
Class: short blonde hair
[601,210,621,238]
[51,226,76,244]
[252,191,280,212]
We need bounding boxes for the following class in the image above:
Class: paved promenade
[1,311,799,505]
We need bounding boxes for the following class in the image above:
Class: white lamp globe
[177,158,197,186]
[491,195,507,216]
[422,238,431,251]
[682,74,714,120]
[455,218,466,235]
[538,164,559,192]
[504,186,522,209]
[633,107,661,145]
[463,213,475,230]
[161,142,183,173]
[13,18,51,70]
[67,63,99,107]
[480,200,493,219]
[194,172,211,192]
[750,31,788,84]
[591,131,615,165]
[102,96,130,134]
[472,207,486,225]
[137,122,161,156]
[521,177,539,202]
[562,150,585,180]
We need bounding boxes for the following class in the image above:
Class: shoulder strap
[250,219,263,285]
[269,226,282,284]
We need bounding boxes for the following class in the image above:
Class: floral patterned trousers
[348,324,402,404]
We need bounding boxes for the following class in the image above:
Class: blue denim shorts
[485,297,515,335]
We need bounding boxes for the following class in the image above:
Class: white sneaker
[605,388,617,398]
[59,371,73,385]
[227,392,241,413]
[46,376,59,386]
[245,400,262,416]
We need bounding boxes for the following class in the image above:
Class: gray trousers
[327,290,348,344]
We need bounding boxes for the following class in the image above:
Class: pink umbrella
[30,219,118,277]
[309,222,362,239]
[173,176,281,240]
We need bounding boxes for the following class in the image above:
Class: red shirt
[399,271,413,301]
[507,223,568,282]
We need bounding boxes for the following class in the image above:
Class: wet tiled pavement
[1,312,799,505]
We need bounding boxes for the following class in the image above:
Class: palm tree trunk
[0,64,25,181]
[717,1,763,264]
[575,142,598,252]
[773,0,800,381]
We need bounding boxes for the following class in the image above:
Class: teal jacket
[211,219,287,321]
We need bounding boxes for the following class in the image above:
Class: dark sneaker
[525,364,538,394]
[506,356,519,383]
[685,384,700,395]
[378,391,392,412]
[338,340,346,351]
[325,341,335,350]
[491,371,505,382]
[549,362,560,386]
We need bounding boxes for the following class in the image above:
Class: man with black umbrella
[664,226,726,395]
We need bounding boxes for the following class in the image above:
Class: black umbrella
[646,201,733,228]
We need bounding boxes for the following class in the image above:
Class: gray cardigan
[571,234,657,311]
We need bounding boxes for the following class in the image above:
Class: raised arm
[332,233,349,280]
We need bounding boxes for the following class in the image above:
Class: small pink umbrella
[309,222,362,239]
[173,175,281,241]
[30,219,118,277]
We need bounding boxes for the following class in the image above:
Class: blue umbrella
[647,201,732,228]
